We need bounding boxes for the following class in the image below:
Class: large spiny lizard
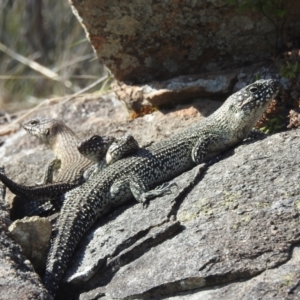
[44,79,280,296]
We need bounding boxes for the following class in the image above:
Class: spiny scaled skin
[106,134,140,165]
[77,135,116,163]
[44,79,280,296]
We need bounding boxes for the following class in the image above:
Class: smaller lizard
[26,134,142,215]
[78,134,141,178]
[3,118,113,218]
[78,134,139,164]
[77,134,117,180]
[77,135,116,163]
[22,117,95,185]
[0,117,95,200]
[106,134,140,165]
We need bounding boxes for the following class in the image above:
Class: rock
[68,129,300,299]
[69,0,300,83]
[163,245,300,299]
[114,70,237,114]
[9,216,52,274]
[0,174,51,299]
[3,91,300,299]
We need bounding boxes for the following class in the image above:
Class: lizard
[0,117,97,201]
[77,134,117,164]
[5,121,142,217]
[80,134,140,165]
[43,79,280,296]
[106,134,141,165]
[1,118,115,218]
[78,134,159,184]
[78,134,140,176]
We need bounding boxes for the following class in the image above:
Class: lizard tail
[0,172,80,199]
[44,190,99,296]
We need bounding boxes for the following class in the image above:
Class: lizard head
[227,79,280,119]
[22,117,74,146]
[106,134,139,165]
[77,135,116,163]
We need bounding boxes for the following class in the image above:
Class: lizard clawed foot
[154,182,177,195]
[139,182,178,209]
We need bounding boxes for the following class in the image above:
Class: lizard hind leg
[36,158,61,185]
[109,178,132,206]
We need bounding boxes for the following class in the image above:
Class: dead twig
[15,73,110,123]
[0,41,73,89]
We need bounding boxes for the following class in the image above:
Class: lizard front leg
[191,136,212,165]
[37,158,61,185]
[83,161,107,181]
[110,176,176,208]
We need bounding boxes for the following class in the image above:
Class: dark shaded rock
[0,174,51,299]
[162,245,300,300]
[69,0,300,83]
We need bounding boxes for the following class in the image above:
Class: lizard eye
[91,135,100,141]
[30,120,39,126]
[249,87,258,93]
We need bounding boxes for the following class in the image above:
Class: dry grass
[0,0,106,112]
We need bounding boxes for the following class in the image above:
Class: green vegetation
[259,115,285,134]
[226,0,288,18]
[0,1,106,112]
[280,61,300,79]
